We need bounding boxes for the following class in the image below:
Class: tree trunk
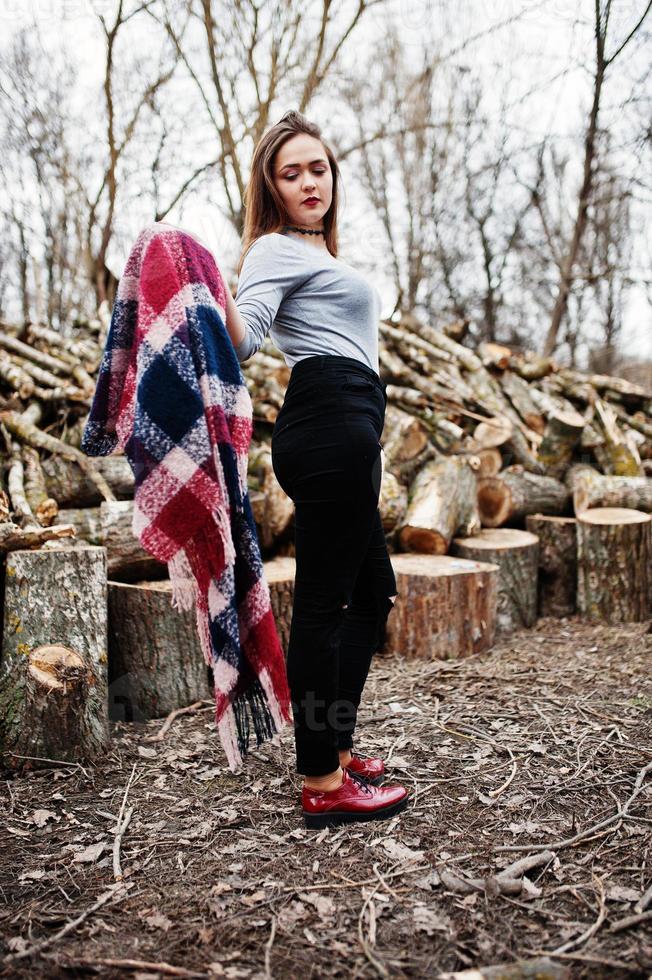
[525,515,577,617]
[107,579,212,721]
[383,553,498,660]
[576,507,652,623]
[451,528,539,634]
[0,545,109,769]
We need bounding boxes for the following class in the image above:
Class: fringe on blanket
[217,676,284,771]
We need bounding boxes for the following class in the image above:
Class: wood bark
[100,501,168,582]
[41,453,133,507]
[107,580,211,721]
[477,468,570,528]
[382,553,498,660]
[536,408,585,479]
[378,470,408,534]
[499,369,545,434]
[576,507,652,623]
[381,405,429,467]
[247,445,294,549]
[264,556,297,659]
[568,468,652,515]
[451,528,539,634]
[525,515,577,618]
[398,456,480,554]
[22,445,58,526]
[0,545,109,768]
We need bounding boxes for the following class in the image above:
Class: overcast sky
[3,0,651,362]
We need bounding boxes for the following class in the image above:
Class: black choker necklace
[282,224,325,237]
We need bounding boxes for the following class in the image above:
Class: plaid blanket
[81,223,291,770]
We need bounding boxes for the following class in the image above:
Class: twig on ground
[547,873,607,954]
[609,908,652,933]
[493,760,652,853]
[143,700,213,742]
[113,761,137,881]
[264,915,277,979]
[3,883,133,963]
[59,958,206,977]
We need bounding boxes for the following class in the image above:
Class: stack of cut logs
[0,312,650,604]
[0,311,651,766]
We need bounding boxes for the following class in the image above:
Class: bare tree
[147,0,382,234]
[543,0,651,355]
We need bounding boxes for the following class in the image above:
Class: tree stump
[0,546,109,769]
[525,515,577,617]
[383,554,498,660]
[398,456,480,553]
[576,507,652,623]
[477,468,570,528]
[107,579,212,721]
[451,529,539,634]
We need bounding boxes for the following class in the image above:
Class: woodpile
[1,311,651,763]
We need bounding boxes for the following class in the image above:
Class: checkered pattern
[81,224,291,770]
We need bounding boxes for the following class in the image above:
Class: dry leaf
[71,841,108,863]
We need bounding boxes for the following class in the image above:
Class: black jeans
[271,354,399,776]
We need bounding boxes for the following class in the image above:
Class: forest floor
[1,615,652,980]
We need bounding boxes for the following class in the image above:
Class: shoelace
[347,769,373,796]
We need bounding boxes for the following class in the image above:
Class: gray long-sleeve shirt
[233,231,382,373]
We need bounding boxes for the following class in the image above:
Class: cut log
[54,506,102,545]
[41,450,134,507]
[525,515,577,617]
[107,579,211,721]
[0,546,109,768]
[468,415,513,451]
[535,408,585,479]
[499,369,545,434]
[477,468,570,528]
[381,405,429,466]
[100,500,168,582]
[378,469,408,534]
[451,528,539,633]
[382,554,498,659]
[398,456,480,554]
[0,521,76,552]
[264,556,297,658]
[593,397,643,476]
[476,448,502,478]
[22,445,58,526]
[247,445,294,549]
[478,341,513,370]
[568,467,652,515]
[576,507,652,623]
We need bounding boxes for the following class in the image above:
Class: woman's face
[273,133,333,229]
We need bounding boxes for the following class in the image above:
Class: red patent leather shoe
[344,750,385,786]
[302,768,409,828]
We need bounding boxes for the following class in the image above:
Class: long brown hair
[236,110,341,275]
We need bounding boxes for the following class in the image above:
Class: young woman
[220,110,408,828]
